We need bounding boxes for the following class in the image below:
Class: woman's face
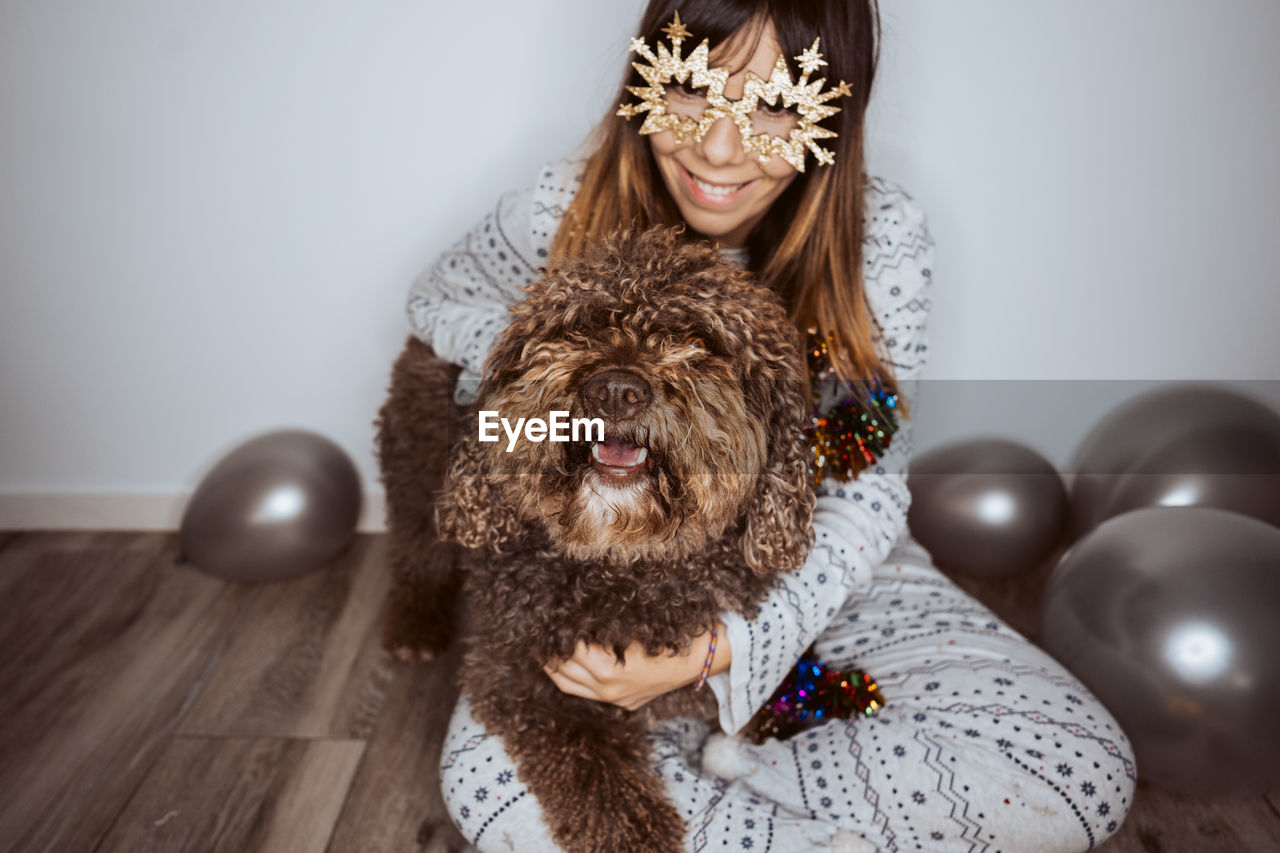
[648,20,802,250]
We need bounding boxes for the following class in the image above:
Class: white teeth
[692,176,746,196]
[591,443,649,467]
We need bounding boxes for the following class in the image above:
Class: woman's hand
[544,625,731,711]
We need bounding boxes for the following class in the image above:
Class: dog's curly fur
[377,227,814,852]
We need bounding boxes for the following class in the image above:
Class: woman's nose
[696,114,745,168]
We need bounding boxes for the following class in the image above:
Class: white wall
[2,1,1277,529]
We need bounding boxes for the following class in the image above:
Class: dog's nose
[583,369,652,420]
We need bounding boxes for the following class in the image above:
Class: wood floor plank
[0,535,248,853]
[0,531,1273,852]
[327,638,468,853]
[1099,780,1280,852]
[177,536,393,739]
[0,530,165,554]
[0,531,167,597]
[96,736,365,853]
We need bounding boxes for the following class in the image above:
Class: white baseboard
[0,491,388,533]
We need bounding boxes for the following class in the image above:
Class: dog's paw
[381,576,458,662]
[381,613,452,663]
[382,615,451,663]
[391,644,437,664]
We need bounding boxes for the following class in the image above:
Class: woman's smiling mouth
[680,162,756,205]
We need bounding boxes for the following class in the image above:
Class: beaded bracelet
[693,625,718,691]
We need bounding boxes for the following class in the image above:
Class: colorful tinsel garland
[803,330,901,485]
[745,652,886,744]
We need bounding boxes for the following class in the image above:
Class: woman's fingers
[553,656,601,688]
[569,640,621,681]
[544,665,601,701]
[545,645,629,703]
[544,639,692,710]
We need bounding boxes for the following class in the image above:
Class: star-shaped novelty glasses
[616,13,852,172]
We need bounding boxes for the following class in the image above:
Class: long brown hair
[550,0,904,410]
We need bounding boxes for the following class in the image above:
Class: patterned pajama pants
[440,535,1138,852]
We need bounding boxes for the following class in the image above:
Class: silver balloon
[1041,506,1280,795]
[907,438,1067,577]
[1069,384,1280,538]
[180,429,362,582]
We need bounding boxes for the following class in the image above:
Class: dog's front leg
[472,686,686,853]
[376,337,466,662]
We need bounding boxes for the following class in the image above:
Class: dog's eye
[684,336,706,351]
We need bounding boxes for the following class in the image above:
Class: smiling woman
[645,19,806,249]
[394,1,1139,851]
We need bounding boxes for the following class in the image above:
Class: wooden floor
[0,532,1276,853]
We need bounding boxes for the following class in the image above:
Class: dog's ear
[741,429,816,576]
[435,417,523,553]
[739,346,816,575]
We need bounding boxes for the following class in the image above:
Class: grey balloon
[1069,384,1280,538]
[180,429,362,582]
[1041,506,1280,796]
[907,438,1067,577]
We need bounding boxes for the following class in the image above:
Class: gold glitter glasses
[616,12,852,172]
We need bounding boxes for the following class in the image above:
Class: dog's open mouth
[589,436,653,485]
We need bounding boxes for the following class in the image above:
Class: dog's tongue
[596,437,644,467]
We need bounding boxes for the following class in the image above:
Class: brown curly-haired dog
[378,226,814,852]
